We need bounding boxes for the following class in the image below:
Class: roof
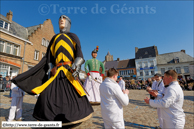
[117,59,136,69]
[107,51,110,55]
[0,14,10,23]
[135,46,157,59]
[157,51,194,65]
[0,14,28,39]
[27,25,41,36]
[104,60,119,70]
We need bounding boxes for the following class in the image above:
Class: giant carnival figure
[12,15,93,128]
[84,46,105,105]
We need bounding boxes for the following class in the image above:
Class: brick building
[0,10,55,78]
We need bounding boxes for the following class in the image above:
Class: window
[0,40,5,52]
[161,68,165,75]
[140,72,143,76]
[139,63,142,68]
[42,52,46,58]
[150,61,154,67]
[145,70,149,76]
[13,45,19,55]
[0,20,3,28]
[175,67,181,73]
[151,70,155,75]
[119,71,121,75]
[42,38,46,46]
[145,51,148,54]
[6,43,12,54]
[0,40,20,56]
[174,57,179,63]
[4,22,8,29]
[131,69,134,73]
[139,56,142,59]
[149,55,152,57]
[0,20,9,30]
[184,66,189,73]
[34,50,39,60]
[144,62,148,68]
[46,40,49,47]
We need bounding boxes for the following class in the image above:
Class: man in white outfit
[147,73,164,129]
[144,70,185,129]
[118,76,125,92]
[7,76,25,121]
[100,68,129,129]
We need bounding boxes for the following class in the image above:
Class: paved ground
[0,90,193,129]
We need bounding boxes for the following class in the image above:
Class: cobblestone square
[0,90,193,129]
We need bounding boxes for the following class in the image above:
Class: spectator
[118,76,125,92]
[141,81,146,90]
[7,75,25,121]
[100,68,129,128]
[147,73,165,129]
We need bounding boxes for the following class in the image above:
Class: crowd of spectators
[122,77,194,91]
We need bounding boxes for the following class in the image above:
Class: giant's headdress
[59,15,71,33]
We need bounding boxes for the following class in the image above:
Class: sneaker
[16,117,24,121]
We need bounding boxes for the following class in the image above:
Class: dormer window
[139,56,142,59]
[0,20,10,30]
[145,51,148,54]
[174,57,179,63]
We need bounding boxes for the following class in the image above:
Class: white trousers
[84,72,102,102]
[7,97,23,121]
[103,119,125,129]
[157,108,163,128]
[163,119,185,129]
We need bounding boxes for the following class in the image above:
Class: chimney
[154,46,158,56]
[135,47,138,53]
[6,10,13,22]
[181,50,185,53]
[117,58,120,61]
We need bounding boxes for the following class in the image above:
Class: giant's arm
[100,61,105,76]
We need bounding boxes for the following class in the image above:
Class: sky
[1,0,193,63]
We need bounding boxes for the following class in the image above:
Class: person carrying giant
[11,15,93,128]
[84,47,105,105]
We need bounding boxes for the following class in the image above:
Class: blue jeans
[9,89,12,97]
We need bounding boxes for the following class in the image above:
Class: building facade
[135,46,158,80]
[157,50,194,79]
[0,10,55,78]
[117,58,136,80]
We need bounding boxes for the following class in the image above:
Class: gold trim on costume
[32,66,86,97]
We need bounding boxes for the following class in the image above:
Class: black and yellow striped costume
[12,32,93,124]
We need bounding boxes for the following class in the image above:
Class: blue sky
[1,0,193,63]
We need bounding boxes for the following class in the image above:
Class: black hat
[154,73,162,77]
[92,46,99,53]
[92,49,97,53]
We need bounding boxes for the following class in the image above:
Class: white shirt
[11,83,25,98]
[100,77,129,122]
[150,81,185,128]
[152,79,165,99]
[118,79,125,91]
